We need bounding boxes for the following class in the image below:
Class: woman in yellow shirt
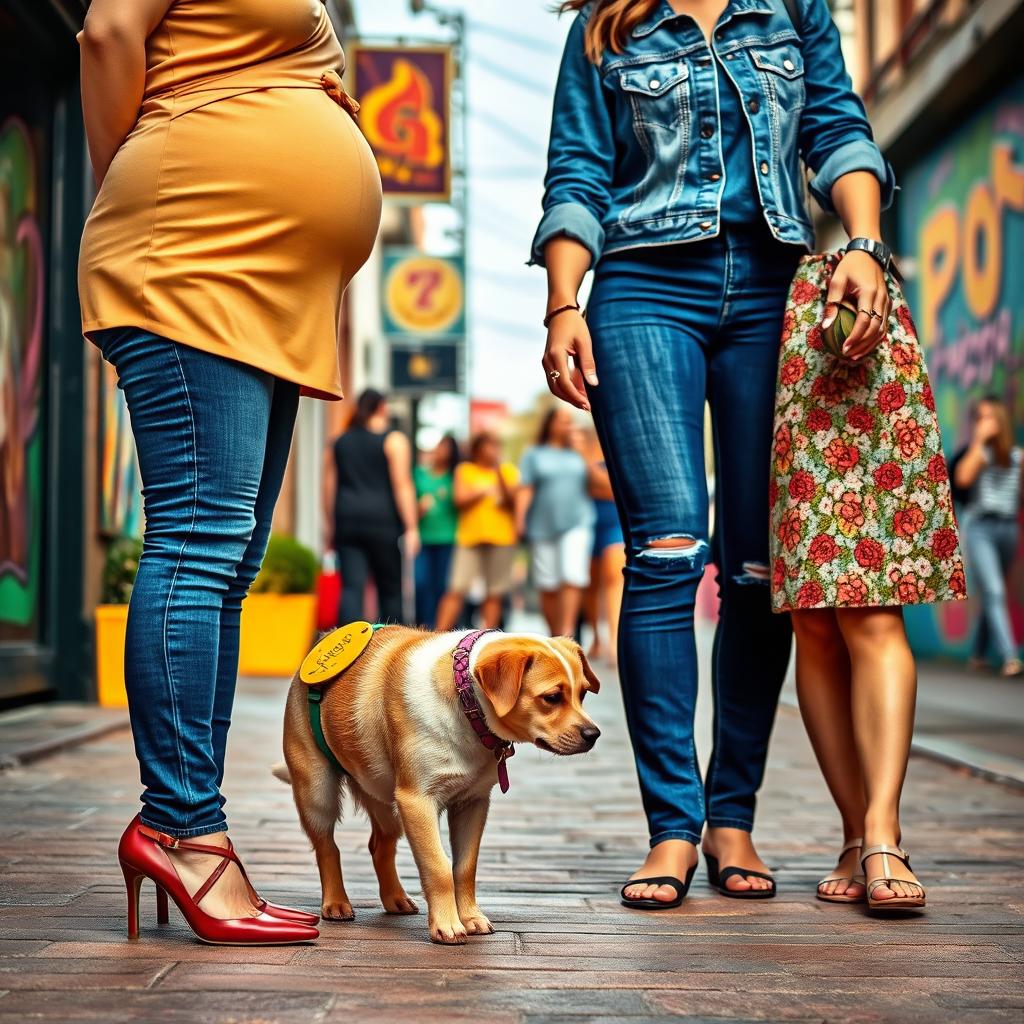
[435,432,520,630]
[78,0,380,946]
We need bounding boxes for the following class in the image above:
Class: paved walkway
[1,640,1022,1023]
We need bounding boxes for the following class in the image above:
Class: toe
[724,875,752,892]
[653,884,678,902]
[833,879,849,895]
[872,882,897,901]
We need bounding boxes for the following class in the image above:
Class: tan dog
[277,627,601,944]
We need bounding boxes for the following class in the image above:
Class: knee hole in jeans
[635,535,708,570]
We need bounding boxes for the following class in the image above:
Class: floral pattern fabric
[770,254,967,612]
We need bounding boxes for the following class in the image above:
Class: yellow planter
[95,604,130,708]
[238,593,317,677]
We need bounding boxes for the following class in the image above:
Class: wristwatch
[846,237,892,272]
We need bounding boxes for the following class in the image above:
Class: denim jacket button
[649,78,660,89]
[700,124,715,139]
[783,58,796,71]
[700,221,713,230]
[760,161,770,175]
[708,172,721,182]
[748,98,760,114]
[725,52,735,60]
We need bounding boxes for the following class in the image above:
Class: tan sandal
[861,844,926,912]
[816,837,865,903]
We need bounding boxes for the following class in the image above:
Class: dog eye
[541,691,563,706]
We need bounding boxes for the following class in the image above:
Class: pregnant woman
[535,0,894,907]
[78,0,381,944]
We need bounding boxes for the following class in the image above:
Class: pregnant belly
[91,87,383,280]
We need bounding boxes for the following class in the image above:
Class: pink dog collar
[452,629,515,794]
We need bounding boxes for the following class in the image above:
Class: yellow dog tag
[299,621,374,685]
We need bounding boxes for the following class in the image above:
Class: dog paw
[381,891,419,915]
[460,911,494,935]
[320,899,355,921]
[428,916,468,945]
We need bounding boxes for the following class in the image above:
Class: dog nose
[579,725,601,747]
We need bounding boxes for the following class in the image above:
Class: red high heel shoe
[118,817,319,945]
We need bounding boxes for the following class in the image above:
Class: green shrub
[251,534,317,595]
[102,537,143,604]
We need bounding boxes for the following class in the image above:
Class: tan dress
[78,0,382,400]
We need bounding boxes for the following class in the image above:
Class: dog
[275,626,601,945]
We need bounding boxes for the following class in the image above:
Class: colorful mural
[0,117,44,633]
[899,76,1024,657]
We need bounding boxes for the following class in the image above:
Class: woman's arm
[587,460,614,502]
[542,238,598,411]
[514,485,534,541]
[823,171,889,360]
[383,432,420,557]
[453,469,491,511]
[79,0,173,185]
[954,418,1000,490]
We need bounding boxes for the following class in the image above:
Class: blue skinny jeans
[98,328,299,838]
[586,228,799,847]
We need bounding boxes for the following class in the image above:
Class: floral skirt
[769,254,967,612]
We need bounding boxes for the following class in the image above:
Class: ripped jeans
[587,228,799,846]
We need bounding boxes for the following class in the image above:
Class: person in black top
[321,390,419,625]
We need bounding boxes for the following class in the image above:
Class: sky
[351,0,573,411]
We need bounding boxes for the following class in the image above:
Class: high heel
[861,843,926,912]
[816,837,866,904]
[118,816,319,945]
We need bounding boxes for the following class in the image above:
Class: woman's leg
[994,519,1022,670]
[701,237,797,890]
[601,543,625,669]
[966,518,1018,665]
[336,542,370,623]
[835,607,923,900]
[585,556,603,658]
[588,300,711,901]
[213,379,299,788]
[791,610,866,898]
[365,534,404,624]
[99,329,277,918]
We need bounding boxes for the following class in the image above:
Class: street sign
[381,251,465,338]
[390,343,459,394]
[351,45,452,201]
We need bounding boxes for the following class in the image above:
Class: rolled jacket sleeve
[798,0,896,214]
[529,13,615,268]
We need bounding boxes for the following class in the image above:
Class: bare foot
[702,827,774,893]
[818,842,866,899]
[163,831,260,920]
[622,839,698,904]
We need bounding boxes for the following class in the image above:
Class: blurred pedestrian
[414,435,461,628]
[323,390,419,626]
[78,0,380,941]
[435,432,519,631]
[583,433,624,668]
[535,0,899,907]
[515,408,595,637]
[951,396,1023,677]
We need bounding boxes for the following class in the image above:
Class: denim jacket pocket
[618,61,691,130]
[751,44,806,113]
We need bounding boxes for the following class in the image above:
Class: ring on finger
[548,369,561,381]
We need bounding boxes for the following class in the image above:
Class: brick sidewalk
[1,657,1021,1023]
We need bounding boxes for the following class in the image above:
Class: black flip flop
[619,863,698,910]
[704,852,776,899]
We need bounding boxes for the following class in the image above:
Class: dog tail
[270,761,292,785]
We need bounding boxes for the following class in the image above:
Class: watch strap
[846,237,892,271]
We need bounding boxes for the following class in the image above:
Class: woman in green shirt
[414,435,460,627]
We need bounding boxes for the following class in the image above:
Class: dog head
[473,635,601,754]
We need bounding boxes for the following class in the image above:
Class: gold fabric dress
[78,0,382,400]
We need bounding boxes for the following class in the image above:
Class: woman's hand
[822,250,890,361]
[542,310,598,412]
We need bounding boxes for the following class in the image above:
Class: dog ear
[474,644,534,718]
[577,646,601,694]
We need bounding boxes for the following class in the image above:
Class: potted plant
[238,534,318,677]
[94,537,142,707]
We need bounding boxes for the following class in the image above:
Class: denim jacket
[530,0,895,266]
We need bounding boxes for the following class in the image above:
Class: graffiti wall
[0,117,45,640]
[899,76,1024,658]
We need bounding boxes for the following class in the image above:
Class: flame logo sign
[361,58,444,170]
